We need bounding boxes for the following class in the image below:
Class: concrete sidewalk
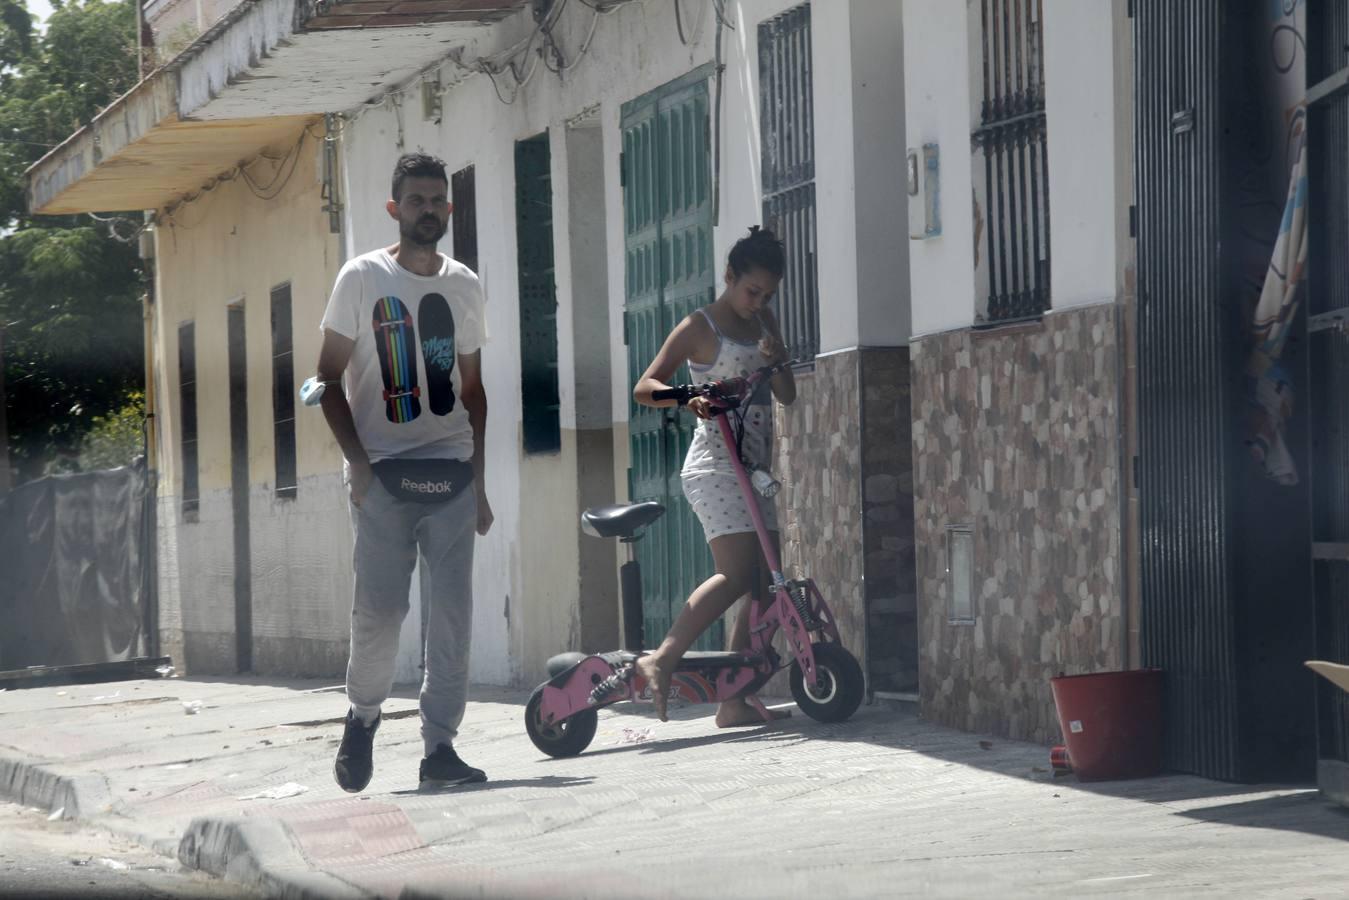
[2,676,1348,899]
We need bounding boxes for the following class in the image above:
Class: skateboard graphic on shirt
[418,292,457,416]
[372,296,422,423]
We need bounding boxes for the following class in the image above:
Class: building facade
[28,0,919,696]
[902,0,1134,743]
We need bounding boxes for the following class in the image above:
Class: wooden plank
[1307,660,1349,695]
[1310,309,1349,334]
[1308,66,1349,109]
[1319,758,1349,808]
[1313,542,1349,562]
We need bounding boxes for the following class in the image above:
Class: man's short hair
[391,152,449,201]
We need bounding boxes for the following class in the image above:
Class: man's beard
[401,215,447,247]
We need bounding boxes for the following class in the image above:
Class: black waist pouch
[371,458,474,503]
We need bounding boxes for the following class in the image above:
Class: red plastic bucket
[1049,668,1164,782]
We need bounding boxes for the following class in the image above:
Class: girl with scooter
[631,226,797,726]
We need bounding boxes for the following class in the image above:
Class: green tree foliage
[0,0,144,482]
[76,389,144,471]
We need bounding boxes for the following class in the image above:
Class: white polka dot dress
[681,308,777,542]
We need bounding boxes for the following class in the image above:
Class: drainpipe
[322,114,345,246]
[135,0,147,78]
[140,213,157,471]
[0,322,10,495]
[139,212,160,658]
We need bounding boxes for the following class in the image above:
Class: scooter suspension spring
[589,665,633,705]
[790,581,822,631]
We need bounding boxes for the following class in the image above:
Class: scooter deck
[610,649,757,670]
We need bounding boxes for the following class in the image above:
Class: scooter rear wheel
[790,642,865,724]
[525,686,598,757]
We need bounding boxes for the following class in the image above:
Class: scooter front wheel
[525,685,598,758]
[790,642,865,724]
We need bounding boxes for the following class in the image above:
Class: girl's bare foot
[634,654,672,721]
[714,697,792,728]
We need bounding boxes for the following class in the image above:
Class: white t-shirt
[320,248,487,463]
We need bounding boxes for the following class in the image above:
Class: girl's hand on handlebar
[688,395,717,419]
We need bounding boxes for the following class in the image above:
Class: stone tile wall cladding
[774,348,917,693]
[911,303,1124,745]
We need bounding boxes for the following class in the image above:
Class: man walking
[316,152,493,791]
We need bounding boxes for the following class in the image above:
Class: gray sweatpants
[346,477,476,756]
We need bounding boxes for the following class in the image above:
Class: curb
[0,749,364,899]
[179,815,369,900]
[0,750,111,820]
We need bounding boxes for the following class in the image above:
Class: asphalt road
[0,801,250,900]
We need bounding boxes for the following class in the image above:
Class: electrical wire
[712,0,735,30]
[238,131,306,200]
[85,212,145,244]
[161,115,328,226]
[341,0,643,114]
[544,4,603,74]
[673,0,707,46]
[163,0,646,220]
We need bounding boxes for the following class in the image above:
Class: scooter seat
[581,501,666,539]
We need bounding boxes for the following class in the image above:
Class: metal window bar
[974,0,1050,323]
[178,322,198,516]
[451,166,479,275]
[270,284,297,498]
[759,3,819,362]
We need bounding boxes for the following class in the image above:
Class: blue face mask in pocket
[300,376,338,407]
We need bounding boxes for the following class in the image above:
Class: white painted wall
[1043,0,1130,310]
[905,0,1132,335]
[850,0,909,346]
[806,3,862,353]
[719,0,908,354]
[902,0,979,336]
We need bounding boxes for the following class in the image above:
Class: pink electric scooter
[524,362,865,757]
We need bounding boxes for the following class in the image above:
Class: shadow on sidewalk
[1176,790,1349,841]
[571,725,800,759]
[777,704,1349,841]
[390,775,597,795]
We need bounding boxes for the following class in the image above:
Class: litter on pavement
[616,726,654,745]
[236,782,309,801]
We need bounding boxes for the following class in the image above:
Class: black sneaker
[334,709,380,793]
[419,744,487,787]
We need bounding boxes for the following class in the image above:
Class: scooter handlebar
[651,385,696,404]
[648,361,795,408]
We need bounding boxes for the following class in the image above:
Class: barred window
[759,2,819,361]
[452,165,478,275]
[178,322,198,519]
[973,0,1050,322]
[271,283,297,498]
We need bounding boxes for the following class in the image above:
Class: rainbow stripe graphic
[372,296,421,424]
